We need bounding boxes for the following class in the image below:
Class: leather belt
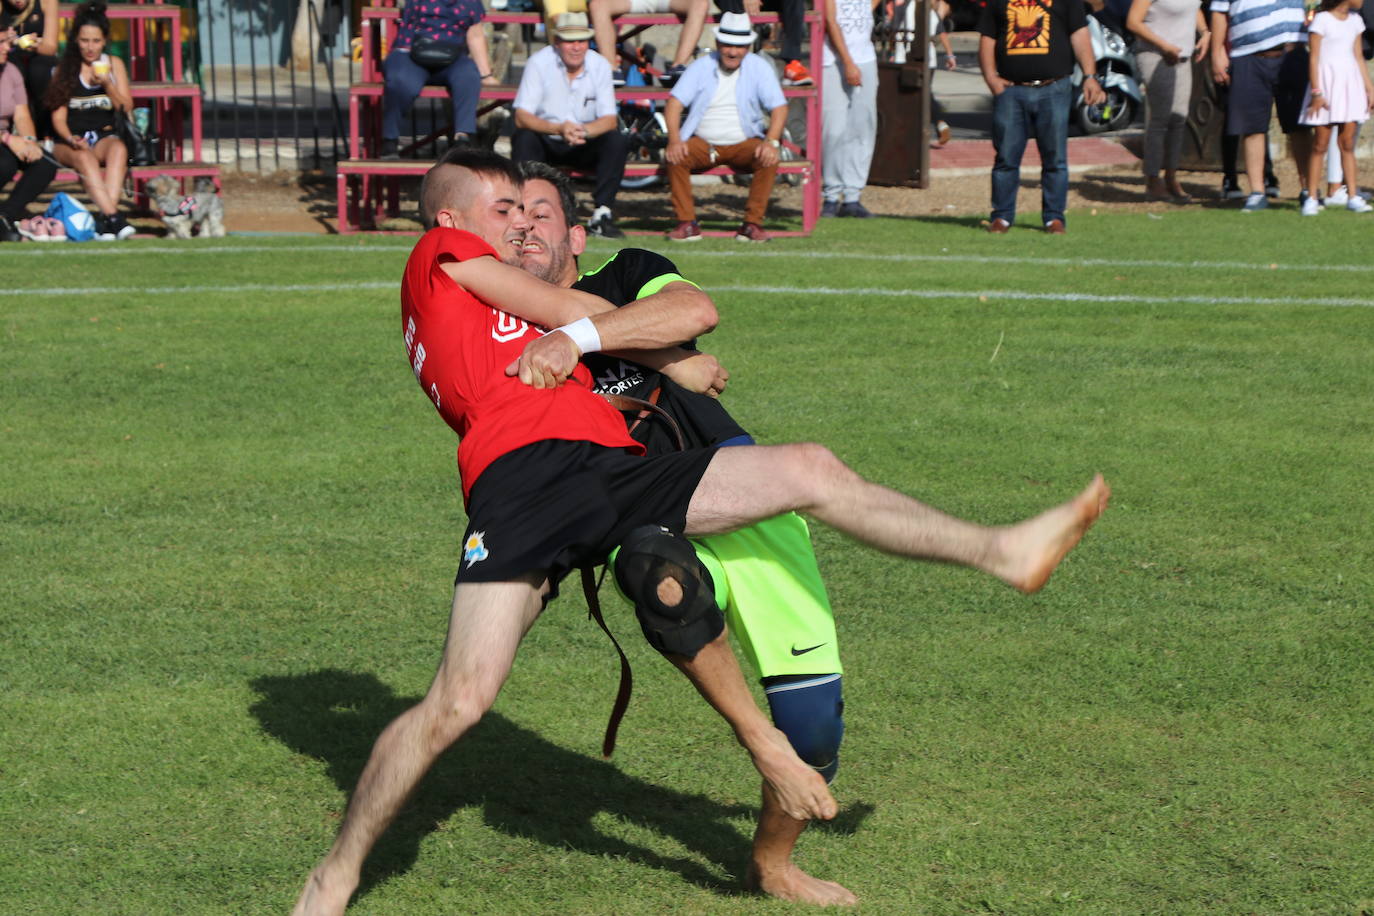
[1013,76,1063,87]
[1254,43,1294,58]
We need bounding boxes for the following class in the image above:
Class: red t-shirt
[401,227,641,501]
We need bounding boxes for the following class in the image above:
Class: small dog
[147,175,226,239]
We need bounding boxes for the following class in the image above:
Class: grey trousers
[822,58,879,202]
[1137,50,1192,176]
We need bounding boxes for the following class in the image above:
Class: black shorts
[456,440,719,601]
[1227,47,1310,136]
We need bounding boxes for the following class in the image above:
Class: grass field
[3,209,1372,915]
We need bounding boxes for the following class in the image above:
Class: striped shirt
[1211,0,1305,57]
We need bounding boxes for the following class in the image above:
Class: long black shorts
[456,440,719,601]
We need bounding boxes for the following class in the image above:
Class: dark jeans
[510,128,630,209]
[715,0,803,62]
[0,148,57,221]
[990,80,1072,226]
[382,48,480,139]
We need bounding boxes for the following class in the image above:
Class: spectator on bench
[663,12,788,242]
[0,0,58,138]
[379,0,497,158]
[43,1,134,241]
[589,0,710,85]
[716,0,813,86]
[0,30,55,241]
[512,12,629,238]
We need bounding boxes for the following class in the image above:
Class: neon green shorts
[693,513,841,679]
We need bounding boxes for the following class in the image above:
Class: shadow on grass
[252,669,778,901]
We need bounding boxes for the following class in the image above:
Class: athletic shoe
[16,216,48,241]
[109,213,136,240]
[735,221,772,242]
[0,214,20,242]
[934,120,952,147]
[1323,187,1349,207]
[611,65,628,88]
[1348,195,1372,213]
[666,220,701,241]
[379,138,399,160]
[660,64,686,87]
[1241,192,1268,212]
[838,201,875,219]
[1301,196,1321,216]
[820,199,839,217]
[587,211,625,238]
[985,217,1011,233]
[1221,176,1246,200]
[1044,218,1066,234]
[782,60,813,87]
[1264,176,1280,198]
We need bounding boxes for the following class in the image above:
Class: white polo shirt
[513,44,617,124]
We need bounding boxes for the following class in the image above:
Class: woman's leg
[382,49,429,141]
[51,144,117,214]
[1163,59,1192,196]
[93,135,128,211]
[1338,121,1360,197]
[1136,51,1168,194]
[441,56,481,137]
[1308,125,1332,206]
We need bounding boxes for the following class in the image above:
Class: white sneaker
[1347,195,1372,213]
[1302,197,1321,216]
[1323,187,1349,207]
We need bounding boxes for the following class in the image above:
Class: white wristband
[555,316,601,355]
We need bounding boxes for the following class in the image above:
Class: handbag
[114,111,158,167]
[410,36,465,70]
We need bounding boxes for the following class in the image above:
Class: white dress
[1301,10,1369,126]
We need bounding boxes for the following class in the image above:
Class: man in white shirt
[663,12,788,242]
[512,12,630,237]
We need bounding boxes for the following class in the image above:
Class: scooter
[1072,13,1143,134]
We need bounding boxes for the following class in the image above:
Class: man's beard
[522,240,572,284]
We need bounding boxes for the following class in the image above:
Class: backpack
[44,192,96,242]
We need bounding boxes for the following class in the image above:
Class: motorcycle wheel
[1076,87,1136,135]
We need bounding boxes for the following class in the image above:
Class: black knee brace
[613,525,724,659]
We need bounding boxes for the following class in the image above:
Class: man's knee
[764,674,845,782]
[614,525,725,659]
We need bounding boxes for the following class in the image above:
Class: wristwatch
[767,138,780,149]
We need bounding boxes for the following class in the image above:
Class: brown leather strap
[582,565,633,759]
[601,389,686,452]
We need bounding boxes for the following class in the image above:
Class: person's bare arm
[823,0,862,86]
[104,57,134,113]
[754,103,788,167]
[664,96,689,163]
[979,34,1010,93]
[1126,0,1182,62]
[1211,10,1230,84]
[1193,9,1210,61]
[4,105,42,162]
[1071,27,1106,103]
[37,0,59,56]
[582,112,620,139]
[620,347,730,396]
[467,22,499,85]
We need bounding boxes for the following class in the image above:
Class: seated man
[511,11,629,238]
[716,0,813,86]
[663,12,788,242]
[589,0,709,86]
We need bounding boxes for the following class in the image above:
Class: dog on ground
[147,175,226,239]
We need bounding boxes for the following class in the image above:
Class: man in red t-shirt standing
[294,149,1111,916]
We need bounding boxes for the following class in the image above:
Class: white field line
[8,278,1374,308]
[2,242,1374,276]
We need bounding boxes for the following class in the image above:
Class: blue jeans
[382,48,480,140]
[990,80,1072,226]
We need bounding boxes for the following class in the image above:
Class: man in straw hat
[512,11,630,238]
[662,11,789,241]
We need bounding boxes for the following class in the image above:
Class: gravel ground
[200,154,1308,235]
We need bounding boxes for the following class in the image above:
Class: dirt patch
[201,155,1302,236]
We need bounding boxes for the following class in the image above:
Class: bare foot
[750,727,838,821]
[994,474,1110,593]
[747,861,858,906]
[292,866,356,916]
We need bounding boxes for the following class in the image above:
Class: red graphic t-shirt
[401,227,641,502]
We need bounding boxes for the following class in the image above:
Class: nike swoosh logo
[790,643,825,656]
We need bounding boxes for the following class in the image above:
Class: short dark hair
[515,160,579,228]
[419,148,523,229]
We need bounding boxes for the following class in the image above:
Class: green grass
[2,209,1372,914]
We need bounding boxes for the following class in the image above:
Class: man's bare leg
[293,575,547,916]
[666,625,836,822]
[1243,132,1267,196]
[746,783,858,906]
[685,444,1109,593]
